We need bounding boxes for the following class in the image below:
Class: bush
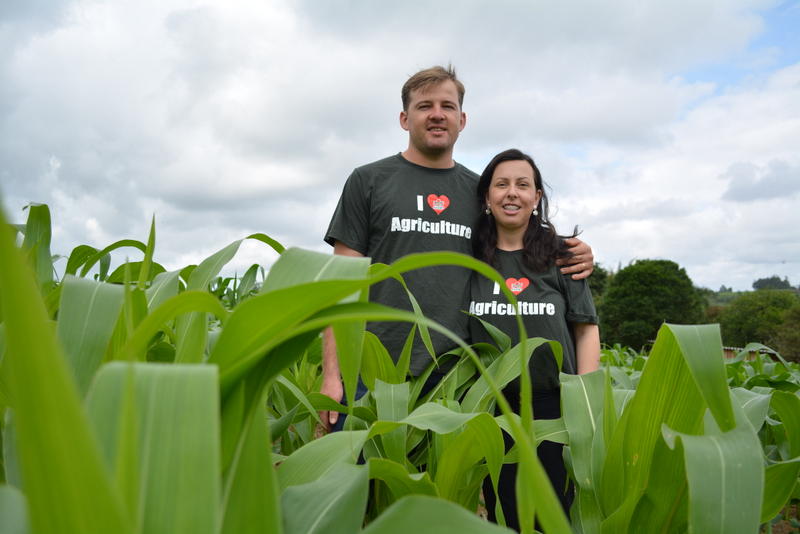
[774,305,800,361]
[752,275,793,290]
[719,290,800,350]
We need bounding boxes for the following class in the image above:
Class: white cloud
[551,62,800,289]
[721,160,800,201]
[1,0,796,292]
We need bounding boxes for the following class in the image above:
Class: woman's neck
[495,229,524,251]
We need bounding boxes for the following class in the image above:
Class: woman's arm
[573,323,600,374]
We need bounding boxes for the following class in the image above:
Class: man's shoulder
[354,154,404,174]
[351,154,478,184]
[453,161,480,181]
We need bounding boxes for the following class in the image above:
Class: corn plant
[2,203,797,534]
[580,337,800,533]
[1,204,570,534]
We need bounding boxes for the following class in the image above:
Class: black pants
[483,388,573,532]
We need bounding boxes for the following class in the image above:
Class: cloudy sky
[2,0,798,291]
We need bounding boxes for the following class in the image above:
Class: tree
[588,263,611,305]
[752,275,793,290]
[774,305,800,362]
[719,290,800,350]
[599,259,704,349]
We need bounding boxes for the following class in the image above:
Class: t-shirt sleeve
[562,274,599,324]
[323,169,371,254]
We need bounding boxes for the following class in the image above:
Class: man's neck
[401,147,455,169]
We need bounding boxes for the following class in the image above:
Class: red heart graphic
[427,194,450,214]
[506,277,530,295]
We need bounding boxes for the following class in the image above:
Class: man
[321,66,592,429]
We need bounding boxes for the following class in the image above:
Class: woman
[469,148,600,530]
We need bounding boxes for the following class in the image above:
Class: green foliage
[587,263,611,305]
[599,259,704,349]
[2,204,557,533]
[706,288,744,307]
[719,290,800,349]
[774,305,800,362]
[753,275,794,291]
[2,203,798,534]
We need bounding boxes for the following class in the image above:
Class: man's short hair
[401,65,465,111]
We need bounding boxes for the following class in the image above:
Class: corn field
[1,204,798,534]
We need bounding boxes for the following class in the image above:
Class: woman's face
[485,159,543,235]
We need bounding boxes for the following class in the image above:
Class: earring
[485,206,491,215]
[532,208,539,216]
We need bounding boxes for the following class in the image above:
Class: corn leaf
[770,390,800,458]
[211,250,520,403]
[78,239,147,278]
[662,405,763,534]
[275,375,322,425]
[561,370,605,495]
[65,244,98,276]
[20,203,53,289]
[235,263,261,301]
[361,332,402,389]
[599,324,714,518]
[281,463,368,534]
[136,216,156,289]
[372,264,436,360]
[470,313,512,354]
[730,387,771,433]
[602,367,618,453]
[415,353,475,405]
[461,338,552,413]
[116,290,228,361]
[220,388,282,534]
[277,430,369,491]
[270,405,300,443]
[361,495,514,534]
[246,232,285,255]
[211,293,470,398]
[174,239,243,363]
[396,324,417,381]
[145,269,182,311]
[761,458,800,523]
[85,362,220,534]
[670,325,735,432]
[0,484,28,534]
[106,261,166,284]
[374,379,410,464]
[262,248,370,408]
[367,458,438,499]
[56,275,125,395]
[495,415,568,447]
[0,211,130,534]
[433,412,504,507]
[1,411,21,488]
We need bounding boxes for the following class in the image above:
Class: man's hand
[557,237,594,280]
[318,242,364,432]
[319,372,343,432]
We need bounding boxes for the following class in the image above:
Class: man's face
[400,80,466,157]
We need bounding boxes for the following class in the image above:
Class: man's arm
[574,323,600,374]
[558,237,594,280]
[319,241,365,430]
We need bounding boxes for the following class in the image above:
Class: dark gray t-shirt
[468,249,598,391]
[325,154,479,374]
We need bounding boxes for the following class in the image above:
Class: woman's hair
[472,148,576,271]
